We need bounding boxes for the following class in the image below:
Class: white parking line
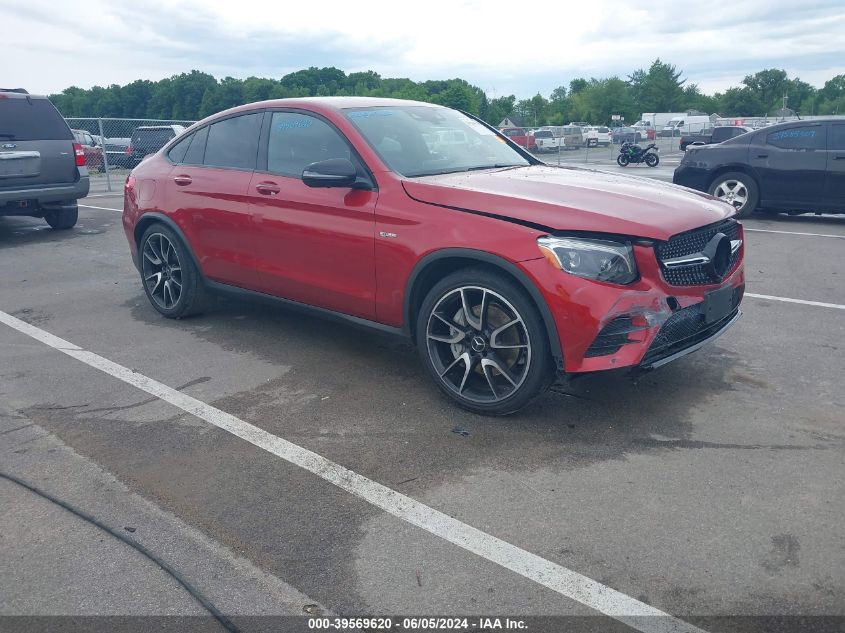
[745,293,845,310]
[80,204,122,213]
[745,228,845,239]
[0,309,707,633]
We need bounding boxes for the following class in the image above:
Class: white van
[661,115,710,137]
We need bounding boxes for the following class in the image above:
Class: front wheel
[416,269,553,415]
[617,154,629,167]
[708,172,759,219]
[645,153,659,167]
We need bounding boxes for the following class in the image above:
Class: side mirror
[302,158,357,188]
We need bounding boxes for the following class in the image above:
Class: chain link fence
[64,118,195,193]
[497,123,689,167]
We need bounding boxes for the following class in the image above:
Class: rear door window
[767,126,824,150]
[203,113,263,170]
[0,97,72,141]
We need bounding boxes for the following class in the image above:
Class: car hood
[402,165,733,240]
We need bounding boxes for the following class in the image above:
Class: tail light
[125,146,133,155]
[72,143,86,167]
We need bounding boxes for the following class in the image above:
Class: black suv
[0,89,89,229]
[126,125,186,168]
[673,119,845,218]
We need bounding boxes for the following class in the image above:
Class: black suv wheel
[44,206,78,230]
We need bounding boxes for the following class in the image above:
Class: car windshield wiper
[463,164,524,172]
[0,132,16,139]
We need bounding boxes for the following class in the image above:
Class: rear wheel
[44,206,78,230]
[139,224,209,318]
[645,153,659,167]
[416,268,553,415]
[708,172,759,219]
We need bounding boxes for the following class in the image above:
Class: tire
[44,206,78,230]
[416,268,553,415]
[617,154,629,167]
[708,171,759,219]
[645,153,659,167]
[138,224,209,318]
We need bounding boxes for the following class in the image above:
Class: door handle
[173,175,192,186]
[756,153,768,159]
[255,182,280,195]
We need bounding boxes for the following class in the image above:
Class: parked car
[660,115,711,137]
[583,126,612,147]
[71,129,104,169]
[126,125,186,167]
[540,126,584,149]
[499,127,537,151]
[98,137,131,168]
[680,126,751,151]
[612,127,640,144]
[532,129,565,152]
[0,89,89,229]
[124,97,745,415]
[673,119,844,218]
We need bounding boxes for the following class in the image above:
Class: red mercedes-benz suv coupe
[123,97,744,415]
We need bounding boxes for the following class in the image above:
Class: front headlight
[537,236,638,285]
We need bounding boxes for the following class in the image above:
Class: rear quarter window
[0,97,73,141]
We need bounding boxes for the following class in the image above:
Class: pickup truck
[499,127,537,151]
[679,126,751,151]
[532,129,564,152]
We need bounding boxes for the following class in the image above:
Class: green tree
[569,77,634,125]
[569,78,588,95]
[718,87,764,117]
[635,59,686,111]
[741,68,788,112]
[818,75,845,114]
[515,94,548,126]
[547,86,570,124]
[483,95,516,125]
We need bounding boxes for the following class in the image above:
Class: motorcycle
[617,142,660,167]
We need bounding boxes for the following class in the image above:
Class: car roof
[204,96,444,122]
[0,90,47,99]
[261,96,438,109]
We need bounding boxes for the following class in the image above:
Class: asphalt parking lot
[1,177,843,632]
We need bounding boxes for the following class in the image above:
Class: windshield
[344,106,529,177]
[534,130,553,138]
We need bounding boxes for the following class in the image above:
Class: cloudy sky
[2,0,843,97]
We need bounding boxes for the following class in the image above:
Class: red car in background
[71,129,104,169]
[499,127,537,151]
[123,98,744,415]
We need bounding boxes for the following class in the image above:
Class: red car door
[247,110,378,319]
[165,113,264,290]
